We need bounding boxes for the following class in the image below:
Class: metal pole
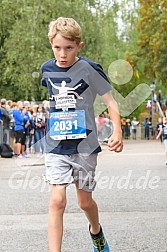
[151,90,154,126]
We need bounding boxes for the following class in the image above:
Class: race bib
[49,110,87,140]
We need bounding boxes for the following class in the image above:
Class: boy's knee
[49,195,66,211]
[78,198,92,211]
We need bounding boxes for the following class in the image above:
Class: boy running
[41,17,123,252]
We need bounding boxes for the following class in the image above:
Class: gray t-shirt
[41,57,112,154]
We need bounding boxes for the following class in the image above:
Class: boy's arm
[102,91,123,152]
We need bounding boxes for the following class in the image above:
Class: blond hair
[48,17,82,44]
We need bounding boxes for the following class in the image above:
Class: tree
[0,0,126,101]
[137,0,167,87]
[0,0,108,100]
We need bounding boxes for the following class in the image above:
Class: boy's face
[51,33,83,68]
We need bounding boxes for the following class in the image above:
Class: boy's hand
[107,131,123,152]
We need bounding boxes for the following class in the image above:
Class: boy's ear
[78,41,84,50]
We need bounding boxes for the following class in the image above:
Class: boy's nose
[60,50,67,58]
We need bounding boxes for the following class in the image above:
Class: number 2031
[54,120,78,131]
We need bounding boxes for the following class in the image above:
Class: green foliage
[2,0,165,124]
[136,0,167,88]
[1,0,119,101]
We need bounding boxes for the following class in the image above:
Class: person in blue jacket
[13,101,30,157]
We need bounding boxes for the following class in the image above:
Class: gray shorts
[44,153,98,192]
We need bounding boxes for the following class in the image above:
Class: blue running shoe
[89,225,110,252]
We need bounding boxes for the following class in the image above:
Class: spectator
[13,101,30,157]
[121,118,126,138]
[26,109,35,154]
[34,105,46,155]
[0,98,11,145]
[156,116,167,165]
[143,118,150,140]
[8,102,17,149]
[131,117,139,140]
[124,118,131,139]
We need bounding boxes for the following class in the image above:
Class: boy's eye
[53,46,74,51]
[54,46,60,50]
[66,46,73,50]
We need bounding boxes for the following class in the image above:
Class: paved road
[0,140,167,252]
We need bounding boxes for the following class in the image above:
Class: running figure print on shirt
[48,78,83,111]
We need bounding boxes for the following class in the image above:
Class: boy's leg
[75,185,100,234]
[75,185,110,251]
[48,184,67,252]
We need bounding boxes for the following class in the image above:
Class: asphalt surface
[0,140,167,252]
